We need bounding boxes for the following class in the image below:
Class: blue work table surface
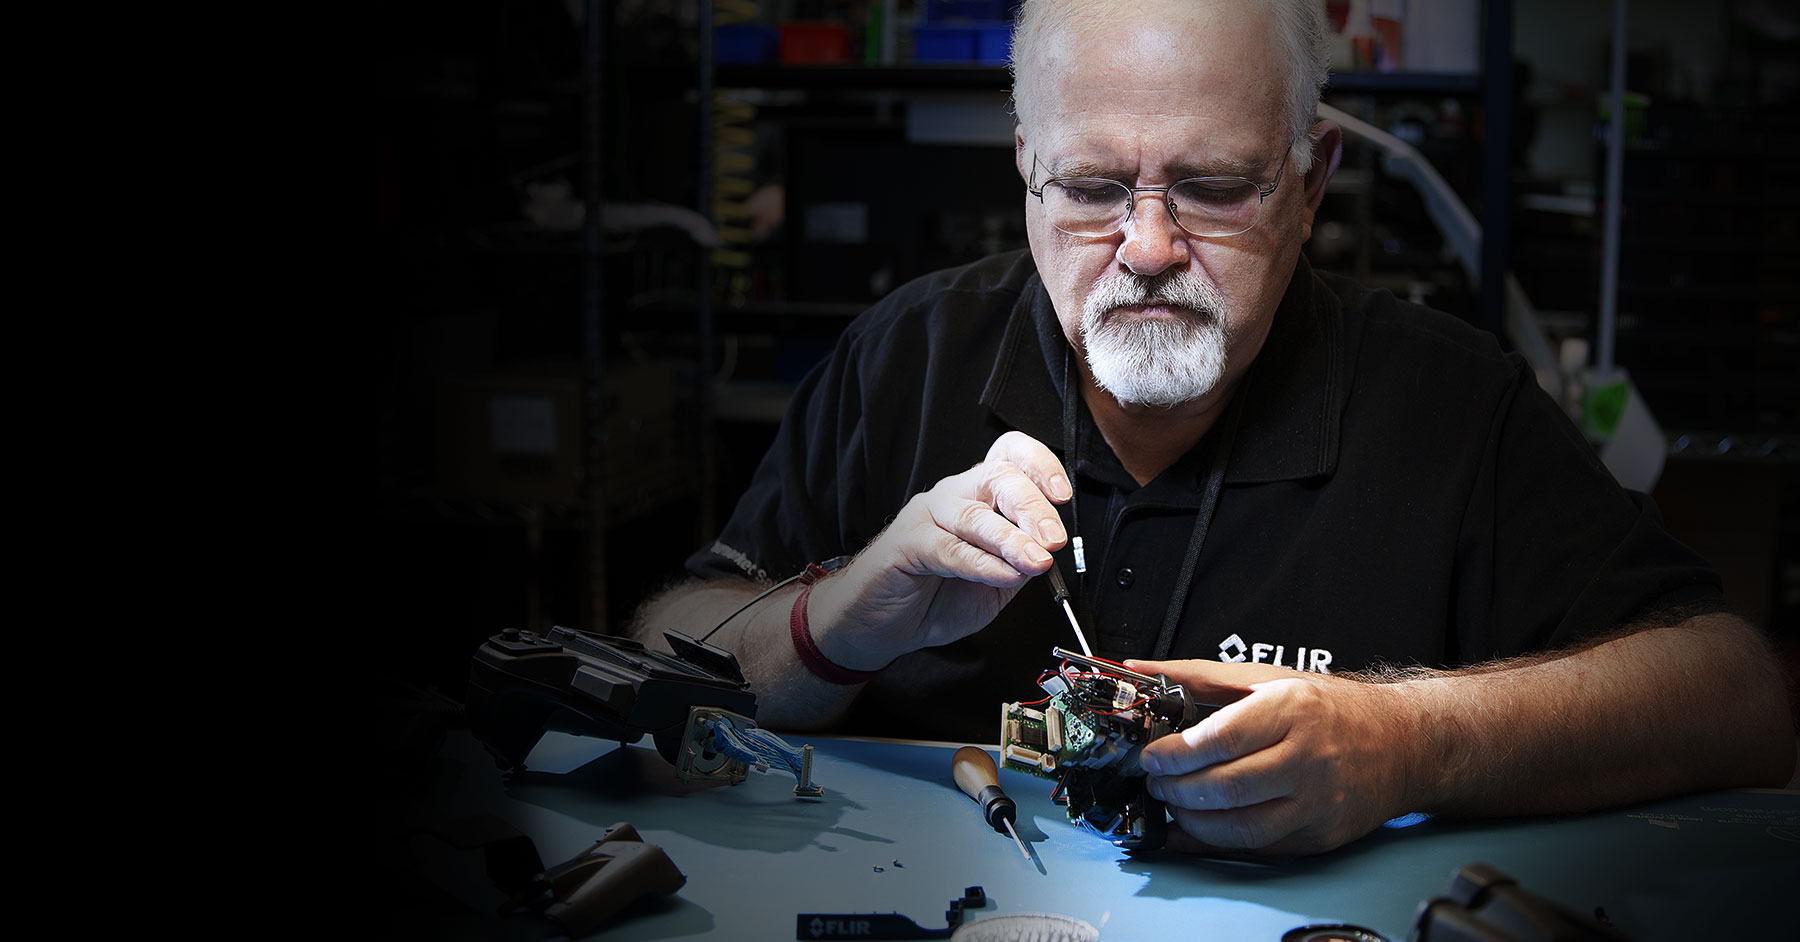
[388,728,1800,940]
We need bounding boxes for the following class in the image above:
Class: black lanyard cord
[1059,347,1245,662]
[1059,351,1098,636]
[1060,350,1083,567]
[1150,393,1242,660]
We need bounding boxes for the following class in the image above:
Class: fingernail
[1026,544,1051,565]
[1039,520,1063,544]
[1140,751,1161,775]
[1050,474,1072,501]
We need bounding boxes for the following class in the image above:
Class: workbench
[381,726,1799,940]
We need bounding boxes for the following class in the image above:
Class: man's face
[1018,3,1320,410]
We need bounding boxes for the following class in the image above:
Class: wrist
[789,568,889,683]
[1383,678,1458,814]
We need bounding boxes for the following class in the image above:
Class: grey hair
[1008,0,1331,174]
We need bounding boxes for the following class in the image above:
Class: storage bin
[714,23,778,65]
[779,20,851,64]
[974,20,1011,65]
[912,23,977,63]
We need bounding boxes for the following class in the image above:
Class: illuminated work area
[376,2,1798,938]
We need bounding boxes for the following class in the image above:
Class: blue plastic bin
[714,23,779,65]
[913,23,977,63]
[914,20,1012,64]
[974,20,1011,65]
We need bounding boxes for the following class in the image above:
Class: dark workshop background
[376,0,1799,702]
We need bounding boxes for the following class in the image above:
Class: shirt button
[1117,568,1135,588]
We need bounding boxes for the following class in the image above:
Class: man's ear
[1015,125,1029,183]
[1301,119,1343,218]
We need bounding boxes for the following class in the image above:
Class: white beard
[1079,270,1231,408]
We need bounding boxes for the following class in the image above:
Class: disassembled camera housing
[1000,646,1216,850]
[677,706,822,798]
[466,626,822,796]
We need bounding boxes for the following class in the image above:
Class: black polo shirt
[688,249,1724,742]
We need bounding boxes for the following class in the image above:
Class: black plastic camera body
[466,626,756,771]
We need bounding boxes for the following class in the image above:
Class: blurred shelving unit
[376,0,722,686]
[379,1,1797,699]
[688,1,1516,528]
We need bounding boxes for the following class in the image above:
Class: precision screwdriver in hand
[952,746,1030,859]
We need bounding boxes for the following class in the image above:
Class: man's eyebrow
[1049,153,1278,181]
[1046,156,1123,179]
[1168,154,1275,179]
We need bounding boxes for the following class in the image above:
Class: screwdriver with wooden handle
[952,746,1030,859]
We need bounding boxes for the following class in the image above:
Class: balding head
[1009,0,1330,173]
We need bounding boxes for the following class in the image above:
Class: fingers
[913,484,1055,585]
[815,431,1074,659]
[975,463,1068,552]
[1161,798,1309,855]
[896,432,1071,586]
[1148,736,1324,855]
[986,430,1074,504]
[979,431,1071,550]
[1135,678,1308,851]
[1136,676,1401,856]
[1126,656,1299,694]
[1139,680,1300,775]
[1145,733,1298,809]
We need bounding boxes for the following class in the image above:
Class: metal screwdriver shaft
[952,746,1030,860]
[1046,565,1093,656]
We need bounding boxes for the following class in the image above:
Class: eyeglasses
[1026,147,1290,238]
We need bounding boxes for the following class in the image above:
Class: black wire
[698,572,803,643]
[695,555,852,644]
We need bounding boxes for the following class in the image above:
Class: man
[632,0,1794,855]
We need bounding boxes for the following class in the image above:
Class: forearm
[626,433,1073,734]
[629,578,866,732]
[1391,614,1796,818]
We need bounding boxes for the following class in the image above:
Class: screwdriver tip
[1003,817,1029,859]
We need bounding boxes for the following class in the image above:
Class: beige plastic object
[537,822,686,936]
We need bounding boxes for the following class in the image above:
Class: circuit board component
[1000,648,1216,849]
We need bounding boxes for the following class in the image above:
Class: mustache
[1085,270,1222,321]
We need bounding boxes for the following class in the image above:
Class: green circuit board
[998,678,1132,780]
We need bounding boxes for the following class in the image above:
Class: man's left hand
[1124,657,1421,856]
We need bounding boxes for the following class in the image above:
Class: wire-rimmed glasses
[1026,147,1291,238]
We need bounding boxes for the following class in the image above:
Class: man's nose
[1117,192,1189,277]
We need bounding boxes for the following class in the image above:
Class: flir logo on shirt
[1218,633,1333,673]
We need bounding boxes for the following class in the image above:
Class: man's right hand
[802,431,1072,671]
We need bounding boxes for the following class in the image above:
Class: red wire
[1093,698,1151,716]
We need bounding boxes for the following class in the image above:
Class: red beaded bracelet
[789,567,881,686]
